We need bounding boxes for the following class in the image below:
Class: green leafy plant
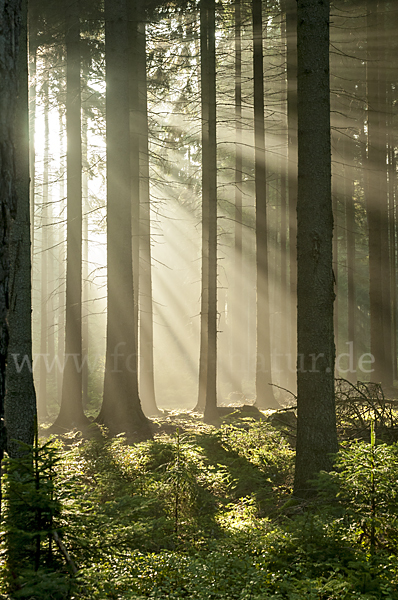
[316,426,398,553]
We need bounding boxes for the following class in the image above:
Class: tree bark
[197,0,218,421]
[0,0,23,515]
[97,0,151,439]
[285,0,297,392]
[137,17,160,416]
[38,73,49,421]
[199,0,218,423]
[53,2,88,430]
[5,0,37,459]
[345,137,357,383]
[232,0,243,394]
[253,0,278,410]
[366,0,391,387]
[294,0,338,497]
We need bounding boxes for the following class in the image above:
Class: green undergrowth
[1,415,398,599]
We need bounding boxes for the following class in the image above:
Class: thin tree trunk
[294,0,338,497]
[345,137,357,383]
[279,10,288,386]
[196,0,210,413]
[53,3,88,430]
[138,18,160,416]
[253,0,278,409]
[232,0,243,394]
[203,0,218,422]
[47,190,55,403]
[388,94,397,381]
[28,27,37,262]
[38,73,49,421]
[130,1,140,357]
[366,0,386,385]
[377,1,393,387]
[82,104,89,408]
[285,0,297,392]
[332,190,339,367]
[57,108,65,404]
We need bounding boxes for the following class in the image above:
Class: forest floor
[1,385,398,599]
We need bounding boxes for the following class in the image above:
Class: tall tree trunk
[82,104,89,408]
[285,0,297,392]
[137,18,160,416]
[279,10,288,386]
[196,0,209,413]
[377,1,393,387]
[47,189,55,403]
[366,0,387,386]
[232,0,243,394]
[5,0,37,459]
[332,190,339,367]
[129,1,140,357]
[388,91,397,381]
[202,0,218,423]
[294,0,338,497]
[253,0,278,409]
[0,0,23,516]
[28,24,37,262]
[53,3,88,430]
[97,0,151,439]
[345,137,357,383]
[38,74,49,421]
[57,108,65,404]
[196,0,218,420]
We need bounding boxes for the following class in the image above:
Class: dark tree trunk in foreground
[197,0,218,421]
[97,0,151,439]
[253,0,278,409]
[294,0,338,497]
[0,0,23,515]
[53,3,89,430]
[5,0,37,458]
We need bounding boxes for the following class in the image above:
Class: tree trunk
[53,3,88,430]
[82,102,89,408]
[38,73,49,421]
[5,0,37,459]
[202,0,218,423]
[57,108,65,404]
[0,0,23,516]
[345,137,357,383]
[366,0,387,386]
[377,2,393,387]
[97,0,151,439]
[232,0,243,394]
[28,24,37,262]
[129,1,140,359]
[293,0,338,497]
[253,0,278,410]
[285,0,297,393]
[137,17,160,416]
[197,0,218,421]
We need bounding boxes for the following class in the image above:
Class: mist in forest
[24,0,397,427]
